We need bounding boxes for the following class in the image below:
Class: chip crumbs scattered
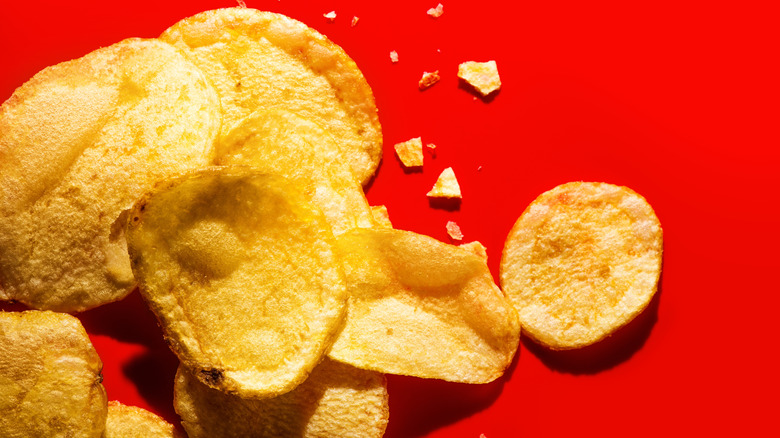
[458,60,501,96]
[446,221,463,241]
[394,137,424,168]
[389,50,399,63]
[427,3,444,18]
[427,167,461,198]
[418,70,441,90]
[323,11,337,22]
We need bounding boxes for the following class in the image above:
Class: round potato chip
[126,168,347,399]
[174,358,388,438]
[104,401,183,438]
[160,7,383,185]
[0,38,221,312]
[0,310,107,437]
[500,182,663,349]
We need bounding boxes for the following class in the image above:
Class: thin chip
[323,11,337,22]
[126,168,347,399]
[174,358,388,438]
[446,220,464,241]
[370,205,393,229]
[0,311,106,437]
[329,228,520,383]
[500,182,663,349]
[418,70,441,90]
[394,137,424,169]
[458,60,502,96]
[427,167,462,198]
[0,38,220,312]
[427,3,445,18]
[104,401,182,438]
[161,8,382,185]
[351,16,360,27]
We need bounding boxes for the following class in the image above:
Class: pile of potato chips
[0,7,662,437]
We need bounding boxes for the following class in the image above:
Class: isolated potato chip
[329,228,520,383]
[427,167,462,199]
[126,168,347,399]
[175,358,388,438]
[103,401,182,438]
[216,108,374,235]
[370,205,393,229]
[161,7,383,185]
[500,182,663,349]
[0,38,221,312]
[393,137,424,169]
[0,311,106,437]
[458,60,501,96]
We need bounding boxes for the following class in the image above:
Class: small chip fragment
[324,11,337,22]
[370,205,393,229]
[418,70,441,89]
[458,60,502,96]
[351,16,359,27]
[104,401,182,438]
[389,50,399,63]
[427,167,462,198]
[427,3,445,18]
[393,137,424,169]
[426,142,437,156]
[446,221,464,241]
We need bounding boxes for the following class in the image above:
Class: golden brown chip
[0,310,106,437]
[174,358,388,438]
[446,220,464,241]
[427,167,462,199]
[161,7,382,185]
[216,108,374,235]
[418,70,441,90]
[458,60,502,96]
[328,228,520,383]
[103,401,182,438]
[393,137,424,169]
[126,168,347,399]
[370,205,393,229]
[0,38,221,312]
[500,182,663,349]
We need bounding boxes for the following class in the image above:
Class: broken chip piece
[323,11,337,22]
[427,167,462,198]
[427,3,445,18]
[394,137,424,169]
[458,60,502,96]
[104,401,182,438]
[389,50,399,63]
[418,70,441,89]
[500,182,663,349]
[446,220,464,241]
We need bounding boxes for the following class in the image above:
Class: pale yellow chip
[174,358,388,438]
[393,137,424,168]
[0,38,221,312]
[370,205,393,229]
[458,60,502,96]
[500,182,663,349]
[161,7,382,185]
[0,310,107,437]
[329,228,520,383]
[103,401,182,438]
[126,168,347,399]
[427,167,462,198]
[216,108,374,235]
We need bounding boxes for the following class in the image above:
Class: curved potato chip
[328,228,520,383]
[0,38,221,312]
[161,7,383,185]
[500,182,663,349]
[126,168,347,399]
[216,108,374,235]
[174,358,388,438]
[103,401,182,438]
[0,310,106,437]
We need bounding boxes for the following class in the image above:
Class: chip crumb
[427,3,445,18]
[477,165,483,171]
[446,221,463,241]
[427,167,461,198]
[394,137,424,168]
[418,70,441,90]
[323,11,337,22]
[480,435,488,438]
[389,50,399,63]
[351,16,360,27]
[236,0,247,8]
[426,142,437,157]
[458,60,502,96]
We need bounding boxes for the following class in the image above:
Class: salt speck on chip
[446,221,463,241]
[458,60,502,96]
[427,3,444,18]
[394,137,424,169]
[427,167,461,198]
[418,70,441,90]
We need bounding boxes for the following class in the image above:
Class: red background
[2,0,779,436]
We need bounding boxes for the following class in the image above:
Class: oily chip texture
[500,182,663,349]
[0,38,221,312]
[103,401,182,438]
[329,228,521,383]
[126,168,346,399]
[175,358,388,438]
[216,108,374,236]
[0,310,107,438]
[161,7,383,185]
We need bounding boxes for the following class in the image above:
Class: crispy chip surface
[427,167,462,198]
[393,137,424,169]
[103,401,182,438]
[174,358,388,438]
[161,7,382,185]
[0,311,106,437]
[0,38,221,312]
[370,205,393,229]
[216,108,374,235]
[329,228,520,383]
[458,60,501,96]
[500,182,663,349]
[126,168,347,399]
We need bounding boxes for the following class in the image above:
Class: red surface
[2,0,779,436]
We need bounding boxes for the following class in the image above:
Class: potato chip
[427,167,462,199]
[126,168,347,399]
[394,137,424,169]
[446,220,464,241]
[215,108,374,236]
[500,182,663,349]
[0,310,106,437]
[370,205,393,229]
[104,401,182,438]
[174,358,388,438]
[328,228,520,383]
[0,38,221,312]
[161,7,382,185]
[418,70,441,90]
[458,60,501,96]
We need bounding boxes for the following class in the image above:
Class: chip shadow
[457,80,501,103]
[522,276,663,375]
[122,348,180,427]
[79,289,164,346]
